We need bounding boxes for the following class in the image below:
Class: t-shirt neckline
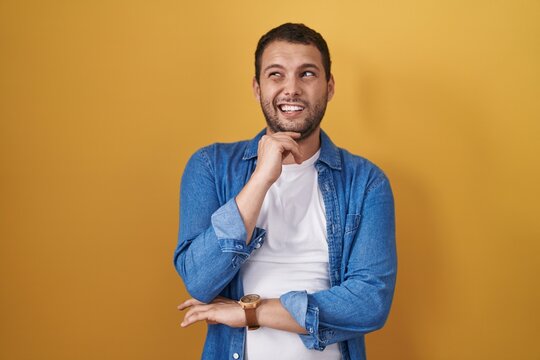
[281,149,320,172]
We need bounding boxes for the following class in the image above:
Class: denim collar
[242,128,342,170]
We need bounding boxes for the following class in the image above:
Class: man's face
[253,41,335,140]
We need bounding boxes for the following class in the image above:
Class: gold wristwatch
[238,294,261,330]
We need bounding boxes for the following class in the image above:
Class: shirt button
[233,353,240,359]
[255,242,261,249]
[235,244,243,249]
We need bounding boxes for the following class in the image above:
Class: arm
[179,297,307,334]
[173,133,303,302]
[178,174,397,349]
[173,147,265,303]
[280,175,397,349]
[235,132,303,243]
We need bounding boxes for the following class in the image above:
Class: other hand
[177,296,247,328]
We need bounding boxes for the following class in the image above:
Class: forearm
[179,297,308,333]
[235,173,272,244]
[236,132,304,243]
[276,277,395,350]
[175,223,265,302]
[257,299,308,334]
[176,192,266,302]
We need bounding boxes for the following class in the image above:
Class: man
[174,23,397,360]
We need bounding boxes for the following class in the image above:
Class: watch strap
[245,307,259,330]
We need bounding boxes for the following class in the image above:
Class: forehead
[260,41,324,69]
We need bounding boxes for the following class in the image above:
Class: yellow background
[1,1,539,359]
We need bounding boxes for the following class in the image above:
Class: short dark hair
[254,23,332,83]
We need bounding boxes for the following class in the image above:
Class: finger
[177,302,190,311]
[181,308,214,328]
[181,309,200,327]
[184,303,209,319]
[259,136,302,162]
[290,147,304,164]
[276,139,303,164]
[177,298,204,311]
[260,133,300,150]
[270,134,301,146]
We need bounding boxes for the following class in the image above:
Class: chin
[297,127,319,141]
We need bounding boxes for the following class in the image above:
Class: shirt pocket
[344,213,361,235]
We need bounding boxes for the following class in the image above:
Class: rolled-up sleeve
[212,199,265,258]
[280,291,324,350]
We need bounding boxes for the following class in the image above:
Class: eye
[268,72,282,78]
[301,71,316,78]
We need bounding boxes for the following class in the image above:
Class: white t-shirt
[240,150,340,360]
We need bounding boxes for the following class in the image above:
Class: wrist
[250,170,277,189]
[255,298,269,327]
[239,294,262,330]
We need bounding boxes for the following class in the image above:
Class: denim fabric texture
[174,129,397,360]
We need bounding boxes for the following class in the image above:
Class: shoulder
[337,147,391,192]
[185,138,252,173]
[320,130,390,191]
[201,139,251,159]
[188,130,264,168]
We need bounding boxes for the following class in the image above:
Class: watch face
[241,294,260,304]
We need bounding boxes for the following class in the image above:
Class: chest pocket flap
[344,213,361,235]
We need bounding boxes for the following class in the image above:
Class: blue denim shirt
[174,129,397,360]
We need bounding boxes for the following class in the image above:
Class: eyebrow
[263,63,321,73]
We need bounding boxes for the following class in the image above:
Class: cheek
[260,96,274,110]
[260,84,280,98]
[261,91,278,106]
[312,89,328,103]
[264,100,277,113]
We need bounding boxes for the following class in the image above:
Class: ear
[327,74,335,101]
[252,77,261,100]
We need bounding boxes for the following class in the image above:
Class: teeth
[280,105,304,112]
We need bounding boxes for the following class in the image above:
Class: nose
[283,77,302,97]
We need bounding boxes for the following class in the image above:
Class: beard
[259,94,329,141]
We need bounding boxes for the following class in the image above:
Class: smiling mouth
[278,104,305,113]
